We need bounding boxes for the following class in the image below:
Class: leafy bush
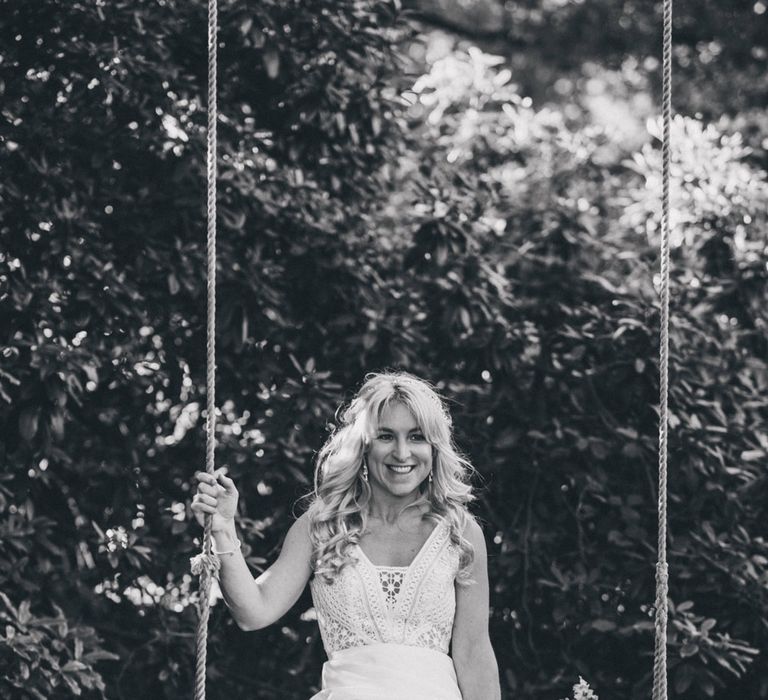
[0,592,117,699]
[1,2,766,700]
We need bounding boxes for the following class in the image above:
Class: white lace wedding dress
[308,519,463,699]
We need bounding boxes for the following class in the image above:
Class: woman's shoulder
[459,515,485,547]
[437,506,479,532]
[284,510,313,549]
[431,508,480,545]
[293,509,312,529]
[301,500,327,533]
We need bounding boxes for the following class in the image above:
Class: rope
[652,0,673,699]
[190,1,219,699]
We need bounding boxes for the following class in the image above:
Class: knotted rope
[652,0,673,699]
[190,1,219,699]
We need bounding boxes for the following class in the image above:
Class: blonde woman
[191,371,501,700]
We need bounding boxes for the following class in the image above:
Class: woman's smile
[367,402,433,498]
[386,463,416,474]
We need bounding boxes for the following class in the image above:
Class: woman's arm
[451,518,501,700]
[193,471,313,631]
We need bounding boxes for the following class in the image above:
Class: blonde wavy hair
[305,370,478,585]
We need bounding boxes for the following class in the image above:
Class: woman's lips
[386,463,416,474]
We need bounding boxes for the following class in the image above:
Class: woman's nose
[392,438,411,461]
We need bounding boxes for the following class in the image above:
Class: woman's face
[366,401,433,502]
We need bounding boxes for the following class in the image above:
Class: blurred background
[0,0,766,698]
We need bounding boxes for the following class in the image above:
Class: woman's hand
[191,468,239,532]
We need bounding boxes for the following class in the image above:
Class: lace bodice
[309,519,460,657]
[378,568,406,608]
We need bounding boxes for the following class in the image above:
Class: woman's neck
[367,493,428,526]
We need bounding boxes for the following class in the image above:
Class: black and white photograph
[1,1,767,698]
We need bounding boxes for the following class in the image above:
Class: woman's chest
[357,522,437,568]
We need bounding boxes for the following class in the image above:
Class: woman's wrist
[211,520,237,542]
[211,528,240,557]
[212,536,241,556]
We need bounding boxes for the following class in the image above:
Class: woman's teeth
[387,464,415,473]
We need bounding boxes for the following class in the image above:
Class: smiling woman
[364,402,434,503]
[191,371,501,700]
[305,372,501,699]
[307,372,477,585]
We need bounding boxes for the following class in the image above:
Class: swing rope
[651,0,673,699]
[189,1,219,699]
[189,1,674,699]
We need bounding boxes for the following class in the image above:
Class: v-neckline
[355,520,444,570]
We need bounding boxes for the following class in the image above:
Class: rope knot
[190,552,221,577]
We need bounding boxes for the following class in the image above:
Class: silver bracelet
[212,537,241,556]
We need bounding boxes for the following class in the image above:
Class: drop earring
[428,470,433,484]
[362,461,369,483]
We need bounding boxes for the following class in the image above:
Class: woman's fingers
[190,471,237,529]
[195,470,237,495]
[195,471,218,486]
[197,481,223,497]
[195,470,236,490]
[190,500,217,514]
[193,493,217,507]
[216,472,237,492]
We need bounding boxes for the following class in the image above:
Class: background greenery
[1,0,766,698]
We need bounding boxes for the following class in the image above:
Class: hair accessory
[212,538,241,556]
[362,462,369,483]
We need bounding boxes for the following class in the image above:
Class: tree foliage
[1,1,766,699]
[410,0,768,116]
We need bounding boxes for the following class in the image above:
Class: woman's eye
[411,433,426,441]
[377,434,392,440]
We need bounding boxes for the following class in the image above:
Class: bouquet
[561,677,598,700]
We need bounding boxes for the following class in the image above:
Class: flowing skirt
[309,642,462,700]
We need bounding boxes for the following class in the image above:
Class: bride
[191,371,501,700]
